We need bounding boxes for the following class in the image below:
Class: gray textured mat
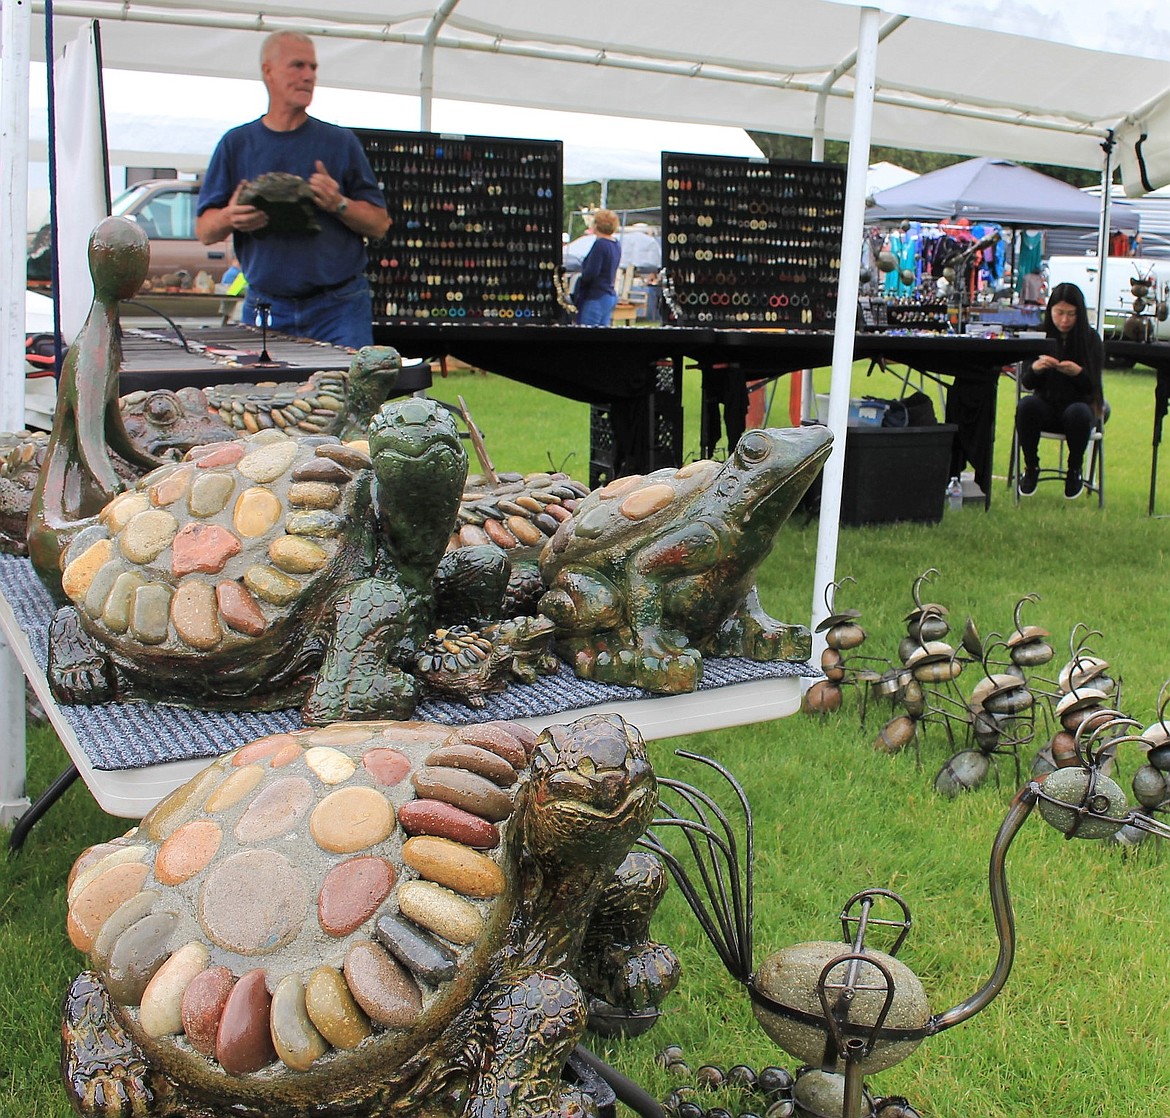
[0,555,815,771]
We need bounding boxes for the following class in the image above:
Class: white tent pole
[812,14,906,160]
[1094,134,1115,336]
[0,0,31,826]
[418,0,461,131]
[811,5,879,645]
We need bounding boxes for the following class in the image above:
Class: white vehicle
[1044,254,1170,341]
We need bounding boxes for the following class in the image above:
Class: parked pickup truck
[1045,254,1170,342]
[28,179,234,292]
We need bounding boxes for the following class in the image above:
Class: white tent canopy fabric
[8,1,1170,171]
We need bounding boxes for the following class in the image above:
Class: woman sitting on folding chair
[1015,281,1105,500]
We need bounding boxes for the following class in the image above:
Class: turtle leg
[708,586,812,661]
[303,578,418,725]
[577,851,681,1039]
[433,543,510,628]
[61,971,163,1118]
[464,970,595,1118]
[48,607,115,705]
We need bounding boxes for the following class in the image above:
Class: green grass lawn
[5,355,1170,1116]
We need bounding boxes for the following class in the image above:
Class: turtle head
[349,346,402,397]
[526,714,657,860]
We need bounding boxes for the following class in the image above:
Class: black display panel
[355,129,563,324]
[661,152,845,329]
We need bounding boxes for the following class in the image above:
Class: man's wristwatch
[335,197,349,215]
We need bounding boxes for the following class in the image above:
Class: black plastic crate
[840,424,958,526]
[589,361,682,488]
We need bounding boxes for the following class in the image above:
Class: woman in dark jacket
[1015,281,1104,499]
[575,209,622,326]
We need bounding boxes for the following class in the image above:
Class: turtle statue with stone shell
[60,713,680,1118]
[204,347,406,443]
[46,395,509,723]
[538,425,833,694]
[0,388,235,557]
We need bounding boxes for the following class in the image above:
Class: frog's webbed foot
[710,587,812,662]
[634,630,701,694]
[48,607,115,705]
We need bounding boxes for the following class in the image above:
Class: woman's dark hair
[1044,282,1097,356]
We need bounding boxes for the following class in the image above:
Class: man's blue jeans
[244,276,374,348]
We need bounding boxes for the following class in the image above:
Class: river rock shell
[65,719,536,1080]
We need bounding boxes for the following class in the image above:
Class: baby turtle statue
[47,395,508,722]
[60,713,679,1118]
[643,731,1170,1118]
[539,426,832,693]
[204,347,405,442]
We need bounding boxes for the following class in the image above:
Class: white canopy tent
[4,0,1170,822]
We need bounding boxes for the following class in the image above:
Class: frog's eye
[738,432,771,463]
[145,393,181,426]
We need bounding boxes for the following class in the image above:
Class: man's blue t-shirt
[198,117,384,299]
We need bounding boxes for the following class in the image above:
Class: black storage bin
[840,424,958,526]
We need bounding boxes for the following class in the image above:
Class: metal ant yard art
[803,571,1137,807]
[640,744,1170,1118]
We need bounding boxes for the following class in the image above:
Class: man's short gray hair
[260,29,314,68]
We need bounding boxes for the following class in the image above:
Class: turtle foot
[62,971,158,1118]
[48,607,115,705]
[467,970,591,1118]
[579,852,681,1037]
[303,667,417,725]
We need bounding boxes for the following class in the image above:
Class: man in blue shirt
[196,30,389,348]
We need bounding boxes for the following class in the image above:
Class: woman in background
[575,210,622,326]
[1015,281,1104,500]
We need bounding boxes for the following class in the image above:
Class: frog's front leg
[627,521,721,692]
[709,584,812,661]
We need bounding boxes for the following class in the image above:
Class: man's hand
[196,183,267,243]
[308,160,345,213]
[227,183,268,233]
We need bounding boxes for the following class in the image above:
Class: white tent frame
[3,0,1169,822]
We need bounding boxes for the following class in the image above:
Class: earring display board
[355,129,563,324]
[662,152,845,329]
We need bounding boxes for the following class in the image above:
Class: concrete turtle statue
[204,347,405,442]
[411,616,559,708]
[538,425,833,693]
[60,713,677,1118]
[0,390,235,557]
[47,396,508,722]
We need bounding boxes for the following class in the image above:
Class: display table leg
[0,636,29,828]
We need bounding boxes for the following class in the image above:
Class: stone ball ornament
[641,742,1170,1118]
[60,713,680,1118]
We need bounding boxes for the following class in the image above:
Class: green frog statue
[538,425,833,693]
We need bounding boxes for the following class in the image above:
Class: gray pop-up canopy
[866,157,1138,230]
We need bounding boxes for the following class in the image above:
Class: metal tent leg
[8,764,79,853]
